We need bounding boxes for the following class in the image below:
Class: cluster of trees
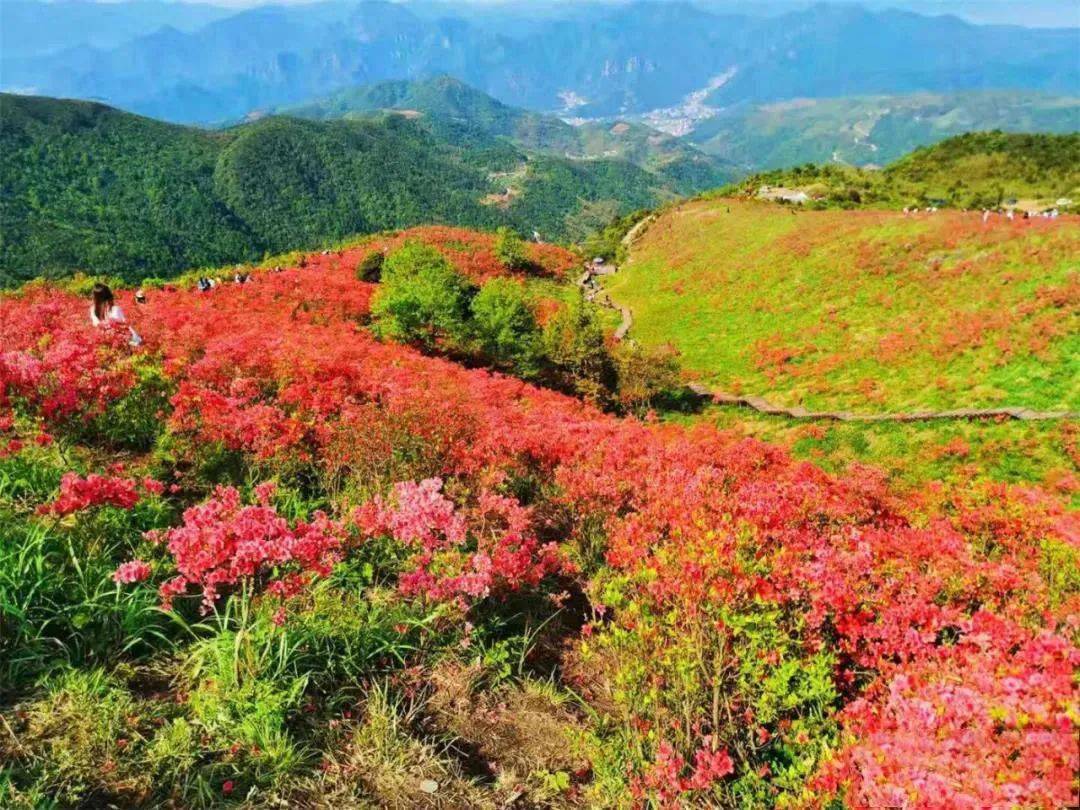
[369,233,681,413]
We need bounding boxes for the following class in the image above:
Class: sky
[78,0,1079,28]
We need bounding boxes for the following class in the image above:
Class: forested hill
[888,131,1080,196]
[724,131,1080,210]
[284,76,736,194]
[0,93,670,286]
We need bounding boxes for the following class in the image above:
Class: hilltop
[3,225,1076,808]
[0,93,676,285]
[725,131,1080,209]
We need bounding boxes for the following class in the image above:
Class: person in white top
[90,283,142,346]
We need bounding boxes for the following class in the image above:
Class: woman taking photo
[90,283,142,346]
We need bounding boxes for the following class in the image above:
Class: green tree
[370,242,472,350]
[493,227,529,271]
[612,341,682,415]
[470,278,542,376]
[541,291,615,402]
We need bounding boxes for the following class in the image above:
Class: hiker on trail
[197,277,211,292]
[982,209,990,224]
[90,283,142,347]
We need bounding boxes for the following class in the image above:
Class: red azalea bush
[45,472,163,515]
[148,482,346,612]
[0,289,137,433]
[3,238,1077,806]
[355,478,565,605]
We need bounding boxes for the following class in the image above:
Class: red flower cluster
[0,289,138,431]
[45,472,159,515]
[147,484,345,612]
[113,559,152,584]
[356,478,563,605]
[632,739,734,808]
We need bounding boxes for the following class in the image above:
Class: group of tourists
[90,259,274,344]
[981,207,1060,224]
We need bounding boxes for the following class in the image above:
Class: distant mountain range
[726,131,1080,209]
[281,76,735,194]
[3,1,1077,125]
[687,91,1080,169]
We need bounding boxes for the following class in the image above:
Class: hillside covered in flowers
[1,227,1077,808]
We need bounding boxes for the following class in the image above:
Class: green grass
[674,405,1078,501]
[607,198,1079,412]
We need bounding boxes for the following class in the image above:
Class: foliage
[612,340,682,415]
[370,242,474,351]
[493,226,529,271]
[580,208,652,264]
[541,291,616,404]
[1,233,1076,808]
[470,278,543,376]
[0,93,677,286]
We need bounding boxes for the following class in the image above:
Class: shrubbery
[2,235,1075,808]
[371,241,678,410]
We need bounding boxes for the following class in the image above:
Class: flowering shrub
[0,311,136,433]
[356,479,564,606]
[145,484,346,611]
[632,739,735,808]
[44,472,161,515]
[3,232,1077,806]
[112,559,152,584]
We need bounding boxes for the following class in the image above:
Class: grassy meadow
[608,199,1078,413]
[607,198,1079,492]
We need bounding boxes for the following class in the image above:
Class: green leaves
[470,277,542,377]
[370,242,473,351]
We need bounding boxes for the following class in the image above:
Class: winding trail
[683,383,1077,423]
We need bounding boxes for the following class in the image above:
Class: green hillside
[0,93,674,285]
[690,92,1080,169]
[608,198,1079,412]
[724,131,1080,210]
[285,76,737,194]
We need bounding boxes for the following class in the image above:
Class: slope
[606,197,1079,412]
[725,131,1080,209]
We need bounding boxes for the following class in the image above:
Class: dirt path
[684,383,1077,423]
